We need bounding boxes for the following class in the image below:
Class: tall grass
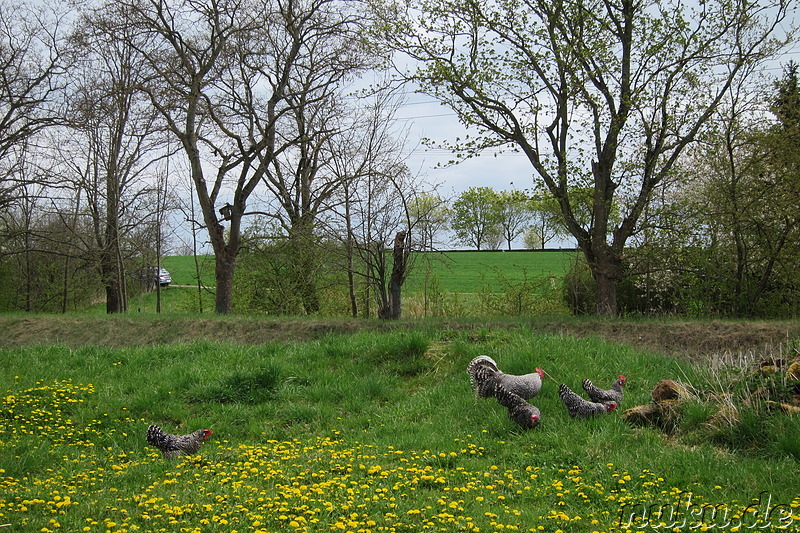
[1,325,798,532]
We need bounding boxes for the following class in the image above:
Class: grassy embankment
[1,317,799,532]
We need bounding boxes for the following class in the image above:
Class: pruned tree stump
[622,380,687,433]
[651,379,688,403]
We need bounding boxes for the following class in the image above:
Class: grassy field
[404,250,577,294]
[161,255,216,287]
[1,317,799,532]
[160,251,577,293]
[144,251,577,316]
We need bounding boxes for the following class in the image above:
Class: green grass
[145,251,578,316]
[160,250,577,293]
[405,250,578,294]
[1,322,798,532]
[161,255,216,286]
[117,251,575,317]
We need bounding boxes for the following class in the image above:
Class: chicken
[466,355,544,400]
[493,383,541,429]
[146,424,212,458]
[558,384,617,419]
[582,375,626,404]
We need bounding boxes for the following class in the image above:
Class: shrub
[562,260,596,315]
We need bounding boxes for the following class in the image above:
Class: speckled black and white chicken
[493,382,541,429]
[146,424,212,459]
[558,384,617,419]
[466,355,544,400]
[582,375,626,404]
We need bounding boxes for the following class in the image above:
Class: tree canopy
[372,0,794,314]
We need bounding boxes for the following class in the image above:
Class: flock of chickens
[145,354,625,458]
[466,355,626,430]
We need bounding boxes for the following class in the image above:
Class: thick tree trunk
[102,250,124,314]
[105,280,122,314]
[104,183,125,313]
[590,250,623,316]
[594,271,619,316]
[214,251,236,314]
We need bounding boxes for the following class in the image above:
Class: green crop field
[1,316,798,532]
[161,255,217,287]
[146,251,578,316]
[405,251,577,294]
[160,251,577,293]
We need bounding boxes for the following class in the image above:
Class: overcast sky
[395,96,534,198]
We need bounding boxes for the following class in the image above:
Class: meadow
[133,251,578,316]
[1,318,799,532]
[159,251,577,294]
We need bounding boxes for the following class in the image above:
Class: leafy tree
[373,0,793,314]
[628,62,800,317]
[496,190,531,251]
[772,61,800,130]
[450,186,501,250]
[525,192,568,250]
[409,192,449,251]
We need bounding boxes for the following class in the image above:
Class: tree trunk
[104,178,124,313]
[594,270,619,316]
[105,279,122,313]
[214,250,236,314]
[296,247,320,314]
[385,231,408,320]
[583,241,624,316]
[102,249,124,314]
[343,189,358,318]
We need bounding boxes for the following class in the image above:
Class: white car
[156,268,172,286]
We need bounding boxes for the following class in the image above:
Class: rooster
[558,384,617,419]
[466,355,544,400]
[582,375,626,404]
[146,424,212,459]
[493,383,541,429]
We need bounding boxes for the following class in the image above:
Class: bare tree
[253,1,377,314]
[117,0,375,314]
[324,85,429,319]
[338,165,419,319]
[0,1,71,211]
[112,0,257,314]
[61,7,167,313]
